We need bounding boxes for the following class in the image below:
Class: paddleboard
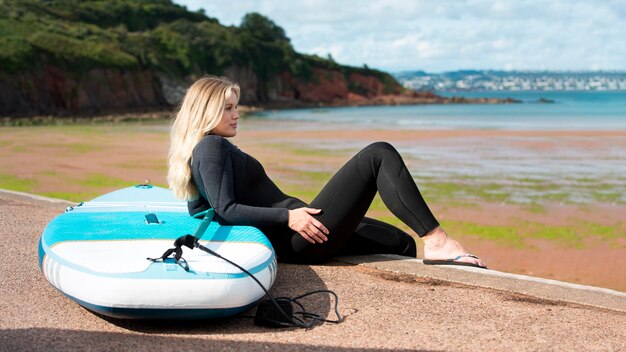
[38,184,277,319]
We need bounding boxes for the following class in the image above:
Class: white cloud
[176,0,626,72]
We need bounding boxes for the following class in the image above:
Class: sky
[175,0,626,73]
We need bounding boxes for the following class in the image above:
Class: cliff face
[0,64,404,116]
[280,69,349,102]
[228,66,403,105]
[0,64,166,116]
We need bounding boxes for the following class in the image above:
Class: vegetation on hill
[0,0,401,105]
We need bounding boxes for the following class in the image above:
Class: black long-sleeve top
[188,135,304,227]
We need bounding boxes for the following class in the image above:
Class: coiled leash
[147,209,343,328]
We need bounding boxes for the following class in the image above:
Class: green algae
[0,173,38,193]
[78,173,133,188]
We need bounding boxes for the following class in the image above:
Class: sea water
[249,91,626,130]
[248,91,626,204]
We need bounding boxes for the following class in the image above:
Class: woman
[168,76,486,268]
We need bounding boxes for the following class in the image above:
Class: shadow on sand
[79,264,337,335]
[0,327,429,352]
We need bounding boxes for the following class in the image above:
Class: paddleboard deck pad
[38,185,277,320]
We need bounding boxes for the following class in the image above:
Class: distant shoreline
[0,93,522,126]
[259,93,521,110]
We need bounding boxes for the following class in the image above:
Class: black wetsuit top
[188,135,303,225]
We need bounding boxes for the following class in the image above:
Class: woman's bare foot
[422,227,487,268]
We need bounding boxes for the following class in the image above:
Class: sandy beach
[1,188,625,351]
[0,118,624,291]
[3,1,625,349]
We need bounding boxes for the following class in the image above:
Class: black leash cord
[283,290,342,324]
[194,241,343,328]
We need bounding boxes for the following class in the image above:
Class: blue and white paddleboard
[38,185,277,320]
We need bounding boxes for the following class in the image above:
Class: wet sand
[0,120,624,291]
[234,123,626,291]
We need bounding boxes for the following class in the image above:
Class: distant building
[395,71,626,91]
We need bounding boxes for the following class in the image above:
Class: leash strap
[146,208,343,328]
[146,208,215,271]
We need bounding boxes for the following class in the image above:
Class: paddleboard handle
[147,209,214,271]
[146,234,196,272]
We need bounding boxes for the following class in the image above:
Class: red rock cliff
[0,64,407,116]
[0,64,166,116]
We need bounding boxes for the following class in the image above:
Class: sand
[0,120,625,291]
[1,190,625,351]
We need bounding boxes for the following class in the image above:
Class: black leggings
[267,142,440,264]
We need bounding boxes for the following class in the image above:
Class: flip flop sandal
[423,254,487,269]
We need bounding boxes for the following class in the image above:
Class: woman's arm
[195,136,328,243]
[196,137,289,227]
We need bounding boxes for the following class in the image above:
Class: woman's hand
[288,208,329,244]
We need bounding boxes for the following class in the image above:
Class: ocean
[245,90,626,204]
[248,91,626,130]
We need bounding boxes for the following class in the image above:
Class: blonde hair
[167,75,240,200]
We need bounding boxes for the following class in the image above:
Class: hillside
[0,0,405,116]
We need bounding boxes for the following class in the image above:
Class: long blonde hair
[168,75,240,200]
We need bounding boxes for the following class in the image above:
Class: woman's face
[211,93,239,137]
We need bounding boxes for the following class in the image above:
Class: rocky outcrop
[158,75,188,106]
[223,66,260,103]
[348,72,387,97]
[158,65,404,106]
[280,69,349,102]
[0,64,518,117]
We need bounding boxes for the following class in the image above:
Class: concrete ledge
[337,254,626,313]
[0,189,73,206]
